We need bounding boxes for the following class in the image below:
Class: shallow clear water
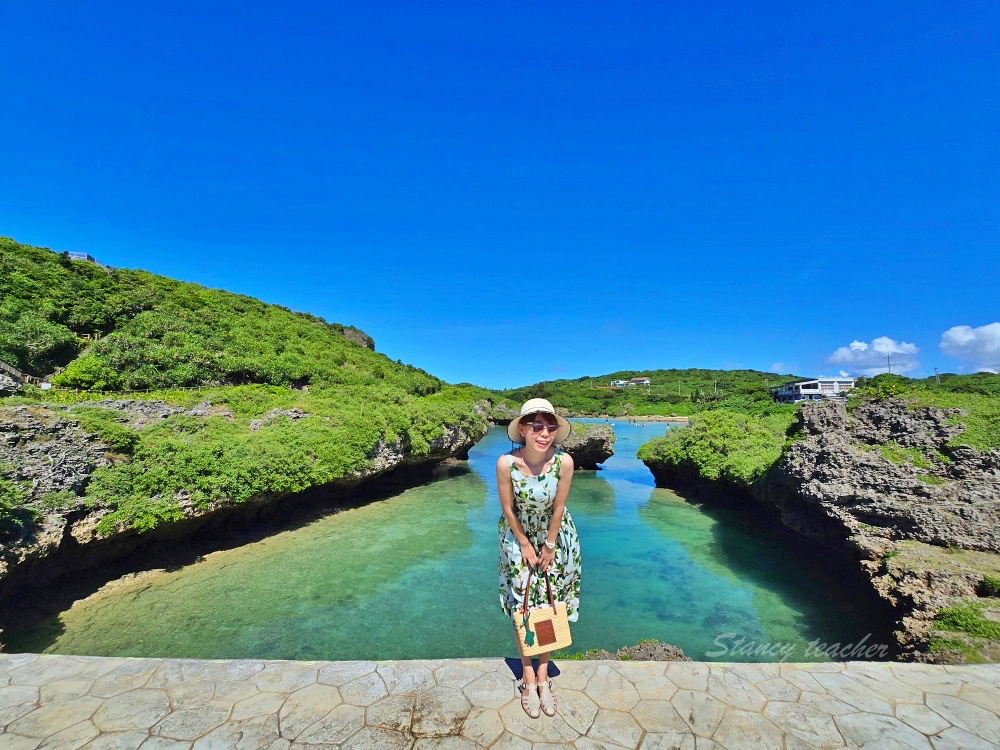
[9,421,867,661]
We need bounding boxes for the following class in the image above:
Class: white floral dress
[498,450,581,623]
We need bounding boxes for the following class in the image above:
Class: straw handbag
[515,567,572,656]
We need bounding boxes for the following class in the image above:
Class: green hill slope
[503,368,803,416]
[0,236,437,393]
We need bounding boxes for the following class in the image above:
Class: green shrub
[979,575,1000,598]
[637,406,797,488]
[935,601,1000,639]
[917,474,947,485]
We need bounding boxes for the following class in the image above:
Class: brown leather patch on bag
[535,619,556,646]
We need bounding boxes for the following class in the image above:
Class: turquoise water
[9,421,866,661]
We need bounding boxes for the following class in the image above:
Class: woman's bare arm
[497,455,539,569]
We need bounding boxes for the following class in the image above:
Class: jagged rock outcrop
[0,375,22,398]
[642,398,1000,661]
[561,424,615,469]
[0,407,114,499]
[580,640,691,662]
[0,400,486,601]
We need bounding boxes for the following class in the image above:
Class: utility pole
[887,355,892,375]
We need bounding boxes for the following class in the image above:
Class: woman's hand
[519,539,538,570]
[538,544,555,573]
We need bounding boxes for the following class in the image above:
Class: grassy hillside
[502,368,802,417]
[0,238,497,541]
[0,236,438,393]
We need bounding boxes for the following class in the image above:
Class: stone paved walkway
[1,654,999,749]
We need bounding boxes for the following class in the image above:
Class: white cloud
[940,323,1000,373]
[769,362,786,372]
[828,336,920,376]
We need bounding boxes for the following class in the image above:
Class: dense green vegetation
[0,238,500,541]
[636,371,1000,494]
[1,383,490,540]
[636,389,798,487]
[502,368,800,417]
[0,236,439,393]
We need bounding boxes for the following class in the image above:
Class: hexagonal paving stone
[137,737,193,749]
[93,689,171,733]
[9,696,103,739]
[37,718,100,749]
[317,662,376,687]
[367,695,415,733]
[90,663,158,698]
[930,726,1000,750]
[663,664,708,692]
[294,704,365,745]
[557,689,598,735]
[779,669,828,695]
[192,713,281,750]
[376,663,436,695]
[894,702,951,736]
[497,699,580,743]
[0,685,40,712]
[152,703,231,741]
[585,665,640,711]
[232,692,287,721]
[578,737,638,750]
[813,672,895,716]
[211,681,259,704]
[433,663,484,690]
[340,726,413,750]
[411,687,471,738]
[711,709,783,750]
[706,667,766,712]
[253,665,317,695]
[338,672,387,706]
[925,693,1000,744]
[762,699,845,750]
[669,690,727,738]
[613,663,667,684]
[958,683,1000,716]
[755,677,800,702]
[461,706,503,747]
[552,663,596,691]
[588,709,643,748]
[462,672,514,710]
[278,684,343,740]
[889,667,963,696]
[9,657,89,687]
[632,674,679,702]
[164,680,216,709]
[0,733,43,750]
[80,730,149,749]
[833,712,931,750]
[411,737,479,750]
[636,733,695,750]
[839,666,925,705]
[39,678,95,703]
[632,700,687,734]
[490,732,531,750]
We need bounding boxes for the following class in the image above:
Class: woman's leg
[537,650,558,716]
[513,627,540,717]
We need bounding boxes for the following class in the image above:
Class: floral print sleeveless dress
[498,450,581,623]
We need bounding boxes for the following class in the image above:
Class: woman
[497,398,582,719]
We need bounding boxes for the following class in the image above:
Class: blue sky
[1,2,998,388]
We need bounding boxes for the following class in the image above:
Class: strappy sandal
[538,679,557,717]
[517,679,540,719]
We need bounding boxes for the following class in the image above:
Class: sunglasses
[526,421,559,434]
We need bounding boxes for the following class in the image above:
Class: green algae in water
[9,423,869,661]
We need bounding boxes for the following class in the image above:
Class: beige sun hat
[507,398,572,444]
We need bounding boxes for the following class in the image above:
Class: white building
[770,378,856,403]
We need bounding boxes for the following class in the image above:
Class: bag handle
[519,559,557,617]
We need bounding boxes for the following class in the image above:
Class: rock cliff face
[561,424,615,469]
[0,400,486,604]
[643,399,1000,661]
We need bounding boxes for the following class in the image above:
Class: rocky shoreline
[0,399,487,630]
[641,399,1000,663]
